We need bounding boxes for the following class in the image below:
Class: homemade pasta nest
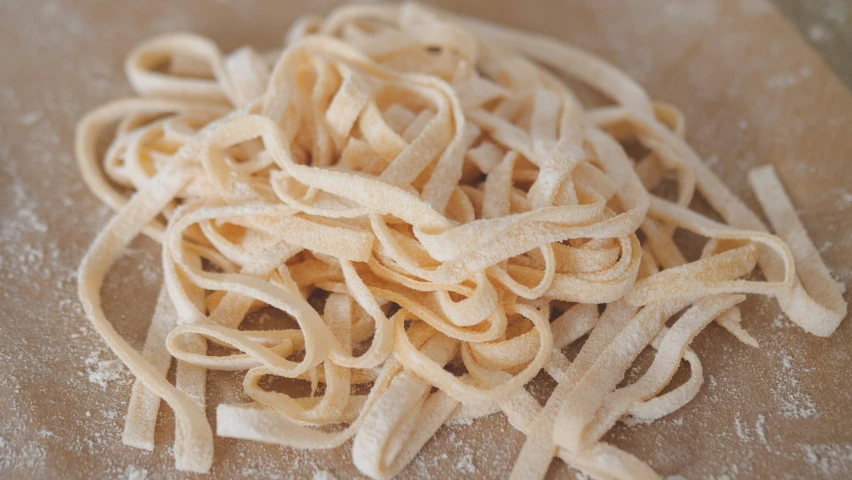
[74,3,847,479]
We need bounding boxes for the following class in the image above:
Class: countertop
[1,1,851,479]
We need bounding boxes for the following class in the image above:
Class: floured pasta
[74,3,847,479]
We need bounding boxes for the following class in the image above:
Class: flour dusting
[808,24,832,42]
[454,451,477,475]
[754,415,767,447]
[799,444,852,476]
[84,351,130,389]
[123,465,149,480]
[772,354,817,419]
[312,469,337,480]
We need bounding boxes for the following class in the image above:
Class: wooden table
[1,1,851,478]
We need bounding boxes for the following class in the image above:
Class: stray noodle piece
[73,3,846,479]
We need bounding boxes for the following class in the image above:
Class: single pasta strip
[508,301,636,480]
[552,299,692,452]
[575,294,745,447]
[77,166,214,473]
[122,287,177,450]
[748,165,847,335]
[467,344,661,480]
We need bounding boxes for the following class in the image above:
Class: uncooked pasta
[74,3,847,479]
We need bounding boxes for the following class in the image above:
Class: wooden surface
[1,1,851,478]
[773,0,852,89]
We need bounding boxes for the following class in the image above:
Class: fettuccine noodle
[74,3,846,478]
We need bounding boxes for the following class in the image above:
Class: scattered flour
[312,469,336,480]
[122,465,149,480]
[0,441,47,471]
[7,182,48,235]
[734,413,750,441]
[836,191,852,210]
[117,248,160,286]
[772,354,817,419]
[454,451,477,475]
[770,313,791,330]
[764,73,798,89]
[754,415,767,446]
[763,66,814,90]
[718,463,744,479]
[807,24,831,42]
[623,416,655,427]
[660,1,718,25]
[18,111,42,126]
[705,154,720,167]
[799,444,852,476]
[84,351,129,389]
[447,416,474,426]
[823,3,848,24]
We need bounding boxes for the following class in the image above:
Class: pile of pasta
[75,3,847,479]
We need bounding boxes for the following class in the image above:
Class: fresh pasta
[74,3,847,479]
